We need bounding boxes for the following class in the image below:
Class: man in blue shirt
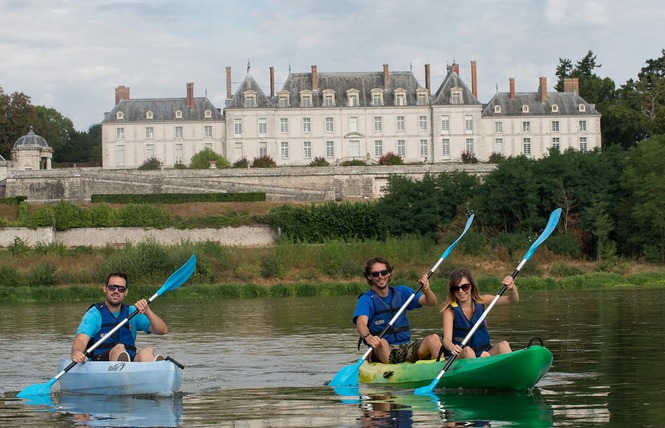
[70,272,168,363]
[353,257,442,364]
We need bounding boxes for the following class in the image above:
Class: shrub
[116,204,171,228]
[189,148,230,169]
[339,159,366,166]
[488,152,505,163]
[138,157,162,170]
[378,152,404,165]
[233,157,250,168]
[27,262,58,287]
[461,150,478,164]
[174,161,187,169]
[545,234,580,257]
[252,155,277,168]
[309,157,330,167]
[0,265,23,287]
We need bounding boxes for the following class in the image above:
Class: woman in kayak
[441,268,519,359]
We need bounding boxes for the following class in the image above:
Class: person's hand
[449,344,463,356]
[134,299,149,314]
[364,334,381,349]
[503,276,515,291]
[419,274,430,291]
[71,350,87,363]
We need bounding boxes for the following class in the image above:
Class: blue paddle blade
[17,378,56,398]
[156,255,196,297]
[523,208,562,262]
[327,358,364,387]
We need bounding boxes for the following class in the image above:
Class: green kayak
[358,345,553,390]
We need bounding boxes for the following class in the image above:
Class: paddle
[327,214,475,388]
[17,254,197,398]
[414,208,561,395]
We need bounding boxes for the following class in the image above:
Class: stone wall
[0,225,276,248]
[2,163,495,203]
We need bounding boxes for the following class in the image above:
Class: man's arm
[416,274,438,306]
[135,299,168,335]
[71,333,90,363]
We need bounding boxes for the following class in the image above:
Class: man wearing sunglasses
[352,257,442,364]
[70,272,168,363]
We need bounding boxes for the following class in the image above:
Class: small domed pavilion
[11,127,53,170]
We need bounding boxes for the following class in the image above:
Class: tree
[635,49,665,137]
[32,105,76,161]
[189,148,230,169]
[0,88,36,158]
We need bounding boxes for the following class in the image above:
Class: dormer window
[346,89,360,107]
[450,88,463,105]
[394,89,407,106]
[521,105,529,113]
[175,110,183,119]
[551,104,559,113]
[322,89,336,107]
[204,110,212,119]
[146,111,153,120]
[244,90,257,108]
[116,111,124,120]
[278,91,290,107]
[371,89,384,106]
[300,90,313,107]
[494,105,502,114]
[578,104,586,112]
[416,88,429,106]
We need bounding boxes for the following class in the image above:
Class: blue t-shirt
[76,305,151,340]
[352,285,422,325]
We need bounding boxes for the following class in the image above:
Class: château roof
[103,97,223,123]
[13,127,50,149]
[482,91,601,116]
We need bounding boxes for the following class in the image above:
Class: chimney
[539,77,548,102]
[509,78,516,100]
[270,66,275,98]
[115,85,130,105]
[563,77,579,94]
[311,65,318,91]
[453,63,460,75]
[471,61,478,98]
[226,67,232,99]
[186,82,194,109]
[425,64,431,95]
[383,64,390,89]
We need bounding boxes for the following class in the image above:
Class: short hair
[106,272,129,287]
[364,257,393,285]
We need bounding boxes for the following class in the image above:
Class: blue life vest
[88,302,137,359]
[363,287,411,345]
[450,301,492,357]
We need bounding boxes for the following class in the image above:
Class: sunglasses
[107,284,127,293]
[369,270,389,278]
[450,283,471,293]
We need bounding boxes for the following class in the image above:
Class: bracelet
[361,332,371,339]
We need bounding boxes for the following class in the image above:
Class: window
[115,145,125,167]
[326,141,334,158]
[466,138,474,155]
[420,139,428,157]
[441,116,450,132]
[396,116,405,131]
[303,117,311,133]
[280,141,289,160]
[523,138,531,156]
[175,126,183,139]
[420,116,428,131]
[349,117,358,133]
[551,105,559,113]
[175,110,182,119]
[349,140,360,157]
[145,127,154,139]
[204,125,213,138]
[495,138,503,153]
[578,104,586,112]
[371,90,383,106]
[300,92,312,107]
[397,139,405,157]
[234,142,243,160]
[451,89,463,104]
[579,120,587,131]
[464,115,473,133]
[116,128,125,140]
[303,141,311,159]
[278,95,289,107]
[325,117,334,133]
[204,110,212,118]
[580,137,588,153]
[494,105,502,114]
[552,137,560,149]
[552,121,560,132]
[234,119,242,137]
[245,97,255,108]
[323,90,335,106]
[442,138,450,158]
[259,142,267,157]
[146,111,153,120]
[116,111,124,120]
[175,143,183,164]
[374,117,383,132]
[258,118,267,136]
[494,122,502,133]
[374,140,383,157]
[522,121,531,132]
[521,105,529,113]
[395,93,406,106]
[280,118,288,133]
[205,142,213,151]
[348,94,359,106]
[417,92,427,106]
[145,144,154,160]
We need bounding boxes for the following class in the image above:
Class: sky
[1,0,663,132]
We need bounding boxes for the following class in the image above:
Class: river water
[1,288,664,427]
